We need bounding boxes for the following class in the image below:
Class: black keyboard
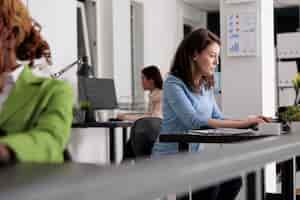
[108,118,123,122]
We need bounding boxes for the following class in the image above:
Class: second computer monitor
[80,77,118,110]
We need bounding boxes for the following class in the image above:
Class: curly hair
[0,0,51,69]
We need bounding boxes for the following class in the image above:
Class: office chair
[123,117,162,160]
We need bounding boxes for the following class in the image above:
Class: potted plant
[80,101,96,122]
[80,101,91,111]
[279,105,300,133]
[73,101,93,123]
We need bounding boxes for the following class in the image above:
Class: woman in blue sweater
[153,28,267,200]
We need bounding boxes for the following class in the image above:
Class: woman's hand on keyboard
[247,116,266,125]
[257,116,272,123]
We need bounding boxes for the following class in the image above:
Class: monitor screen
[80,77,118,110]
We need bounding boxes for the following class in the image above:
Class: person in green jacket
[0,0,74,163]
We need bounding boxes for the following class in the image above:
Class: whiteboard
[227,12,257,56]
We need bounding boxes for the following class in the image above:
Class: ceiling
[183,0,300,11]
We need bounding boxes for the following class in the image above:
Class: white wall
[108,0,194,101]
[130,0,206,77]
[133,0,183,76]
[93,0,132,100]
[101,0,207,100]
[112,0,132,100]
[28,0,77,92]
[261,0,276,117]
[131,1,145,103]
[96,0,114,78]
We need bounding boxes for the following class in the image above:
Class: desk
[72,121,133,163]
[159,133,286,200]
[159,133,274,151]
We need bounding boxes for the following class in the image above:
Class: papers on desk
[191,128,254,136]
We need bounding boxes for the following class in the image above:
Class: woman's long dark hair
[142,65,163,90]
[170,28,220,92]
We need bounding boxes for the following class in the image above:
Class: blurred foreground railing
[1,133,300,200]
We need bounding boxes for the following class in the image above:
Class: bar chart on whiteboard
[227,12,257,57]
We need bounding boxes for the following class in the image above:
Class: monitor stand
[85,109,96,123]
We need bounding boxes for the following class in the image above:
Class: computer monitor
[80,77,118,110]
[78,77,118,123]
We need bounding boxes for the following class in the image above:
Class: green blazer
[0,65,74,163]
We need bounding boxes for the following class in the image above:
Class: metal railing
[1,133,300,200]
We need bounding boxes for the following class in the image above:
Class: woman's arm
[117,113,151,121]
[208,117,265,129]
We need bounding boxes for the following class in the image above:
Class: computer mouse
[249,124,259,131]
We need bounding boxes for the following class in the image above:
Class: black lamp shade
[77,56,93,77]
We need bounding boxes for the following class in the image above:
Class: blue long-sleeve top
[152,74,224,156]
